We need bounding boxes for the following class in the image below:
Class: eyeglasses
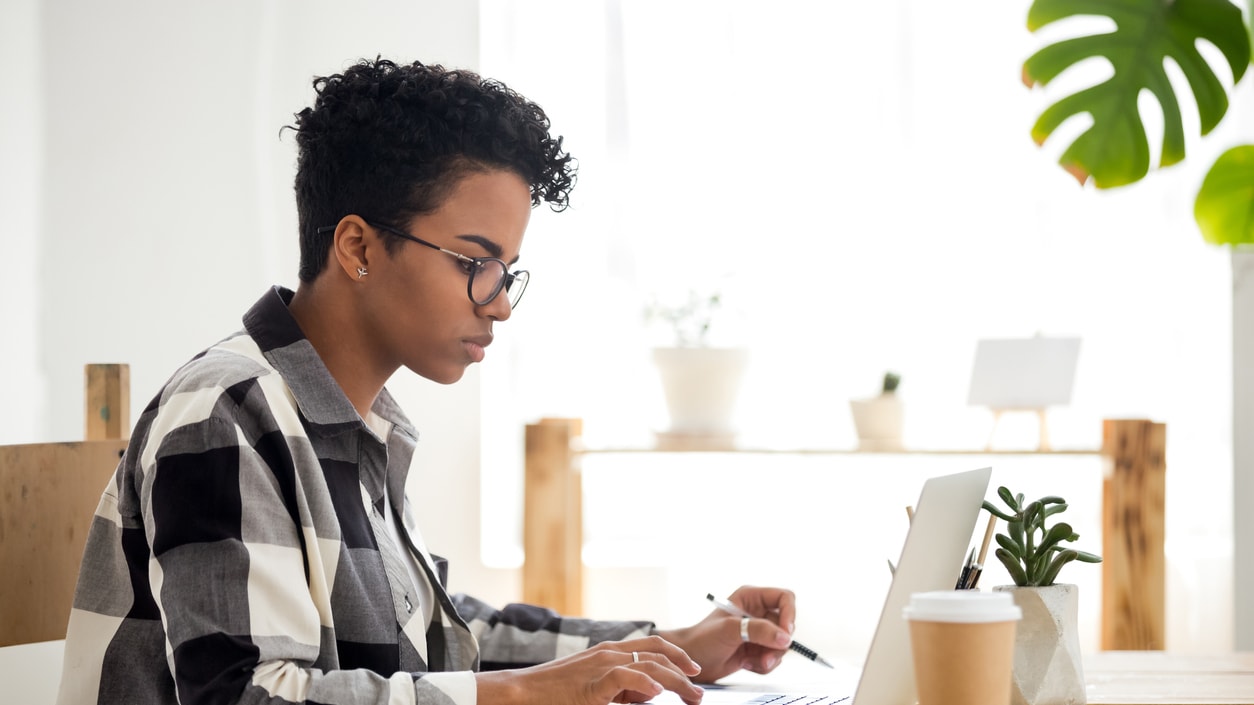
[317,221,530,308]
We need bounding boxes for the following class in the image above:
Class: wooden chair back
[0,365,129,647]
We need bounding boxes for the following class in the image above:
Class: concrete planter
[993,584,1086,705]
[651,347,748,440]
[849,393,904,451]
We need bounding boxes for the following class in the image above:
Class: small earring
[356,267,368,279]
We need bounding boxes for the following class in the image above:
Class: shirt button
[404,595,413,613]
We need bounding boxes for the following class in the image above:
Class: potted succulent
[849,371,904,451]
[983,487,1102,705]
[645,291,748,447]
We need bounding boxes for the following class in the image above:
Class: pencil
[976,514,997,565]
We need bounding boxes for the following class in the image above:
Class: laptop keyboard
[740,695,851,705]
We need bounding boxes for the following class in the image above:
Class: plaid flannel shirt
[57,286,653,705]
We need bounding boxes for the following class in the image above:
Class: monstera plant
[1023,0,1253,244]
[1020,0,1254,659]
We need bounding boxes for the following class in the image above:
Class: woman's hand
[655,586,796,684]
[475,635,705,705]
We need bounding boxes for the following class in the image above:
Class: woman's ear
[330,216,371,281]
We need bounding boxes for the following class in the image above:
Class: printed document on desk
[643,658,860,705]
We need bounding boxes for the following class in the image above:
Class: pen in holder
[956,514,997,590]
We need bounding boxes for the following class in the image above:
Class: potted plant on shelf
[645,290,748,449]
[983,486,1103,705]
[849,371,903,451]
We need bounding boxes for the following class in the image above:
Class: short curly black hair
[290,58,577,282]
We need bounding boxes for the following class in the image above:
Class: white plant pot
[651,347,748,436]
[849,393,904,450]
[993,584,1087,705]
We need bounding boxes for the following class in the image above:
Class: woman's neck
[287,280,392,420]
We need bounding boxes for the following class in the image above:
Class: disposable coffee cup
[903,591,1022,705]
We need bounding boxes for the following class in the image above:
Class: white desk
[1085,651,1254,705]
[685,651,1254,705]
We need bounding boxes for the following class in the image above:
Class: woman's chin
[408,363,468,386]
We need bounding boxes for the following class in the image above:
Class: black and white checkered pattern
[57,286,653,705]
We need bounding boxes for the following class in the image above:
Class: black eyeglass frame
[315,221,529,308]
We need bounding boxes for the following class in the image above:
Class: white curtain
[479,0,1243,653]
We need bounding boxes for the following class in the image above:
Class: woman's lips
[464,338,490,363]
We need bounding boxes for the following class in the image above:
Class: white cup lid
[902,591,1022,623]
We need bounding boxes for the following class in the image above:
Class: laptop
[649,466,993,705]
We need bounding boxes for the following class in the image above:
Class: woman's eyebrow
[456,234,519,265]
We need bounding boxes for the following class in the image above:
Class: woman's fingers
[596,666,663,704]
[624,652,704,702]
[478,636,706,705]
[620,635,702,676]
[612,668,702,704]
[738,645,782,674]
[587,654,702,705]
[599,638,703,704]
[739,615,793,651]
[730,586,797,635]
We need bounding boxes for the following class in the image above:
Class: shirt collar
[242,285,416,440]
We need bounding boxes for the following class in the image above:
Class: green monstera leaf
[1195,146,1254,245]
[1193,9,1254,247]
[1024,0,1250,189]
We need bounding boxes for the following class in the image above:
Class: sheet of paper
[640,659,860,705]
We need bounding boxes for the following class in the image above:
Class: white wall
[0,2,513,702]
[26,0,482,444]
[0,0,43,443]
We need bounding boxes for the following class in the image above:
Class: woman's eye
[458,260,476,274]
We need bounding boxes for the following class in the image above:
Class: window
[477,0,1237,649]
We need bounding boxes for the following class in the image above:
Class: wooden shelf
[576,445,1101,456]
[524,417,1166,651]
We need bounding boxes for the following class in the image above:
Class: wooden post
[85,363,129,441]
[1100,418,1166,650]
[523,418,583,615]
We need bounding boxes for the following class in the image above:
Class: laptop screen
[851,466,992,705]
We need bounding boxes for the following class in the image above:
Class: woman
[58,58,797,705]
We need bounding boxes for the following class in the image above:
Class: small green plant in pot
[849,371,903,451]
[982,486,1102,705]
[644,290,747,443]
[982,486,1102,586]
[644,290,723,347]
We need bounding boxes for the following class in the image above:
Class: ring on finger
[740,615,751,642]
[632,651,640,663]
